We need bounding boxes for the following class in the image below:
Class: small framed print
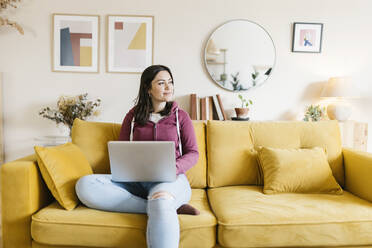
[52,14,99,73]
[107,15,154,73]
[292,22,323,53]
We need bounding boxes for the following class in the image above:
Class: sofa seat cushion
[31,189,217,248]
[208,186,372,248]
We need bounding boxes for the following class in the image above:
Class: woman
[75,65,200,248]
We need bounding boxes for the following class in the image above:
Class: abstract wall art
[53,14,99,72]
[107,15,153,73]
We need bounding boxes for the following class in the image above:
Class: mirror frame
[204,19,276,92]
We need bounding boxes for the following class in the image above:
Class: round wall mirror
[204,20,276,91]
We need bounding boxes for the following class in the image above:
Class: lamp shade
[321,77,359,121]
[320,77,358,98]
[206,39,220,55]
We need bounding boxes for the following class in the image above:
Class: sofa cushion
[71,119,121,174]
[207,120,344,187]
[72,119,207,188]
[31,189,217,248]
[208,185,372,248]
[34,143,93,210]
[257,146,343,194]
[186,121,207,188]
[207,120,259,187]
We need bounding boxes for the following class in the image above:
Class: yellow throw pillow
[34,142,93,210]
[257,146,343,195]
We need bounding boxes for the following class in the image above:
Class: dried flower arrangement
[0,0,24,34]
[39,93,101,136]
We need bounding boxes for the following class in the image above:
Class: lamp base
[327,103,351,121]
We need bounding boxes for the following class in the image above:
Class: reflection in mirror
[205,20,276,91]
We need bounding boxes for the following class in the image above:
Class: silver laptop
[108,141,177,182]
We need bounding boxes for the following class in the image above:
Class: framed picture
[52,14,99,72]
[107,15,154,73]
[292,22,323,53]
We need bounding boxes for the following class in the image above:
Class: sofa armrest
[1,154,53,248]
[343,148,372,203]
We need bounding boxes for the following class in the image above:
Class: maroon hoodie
[118,102,199,175]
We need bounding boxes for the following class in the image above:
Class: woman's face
[148,70,174,103]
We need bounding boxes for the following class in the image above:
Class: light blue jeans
[75,174,192,248]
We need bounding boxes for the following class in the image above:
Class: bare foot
[177,204,200,215]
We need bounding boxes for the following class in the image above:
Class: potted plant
[230,72,247,91]
[303,104,327,122]
[235,94,253,118]
[39,93,101,137]
[0,0,24,34]
[220,73,227,82]
[251,70,259,87]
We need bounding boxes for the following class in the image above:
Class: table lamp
[320,77,356,121]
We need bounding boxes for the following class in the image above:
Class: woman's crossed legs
[75,174,191,248]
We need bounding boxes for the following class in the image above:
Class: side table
[338,120,368,151]
[34,135,71,147]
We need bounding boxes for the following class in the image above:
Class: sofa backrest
[207,120,344,188]
[71,119,207,188]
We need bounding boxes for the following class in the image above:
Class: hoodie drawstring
[129,109,183,156]
[175,108,183,156]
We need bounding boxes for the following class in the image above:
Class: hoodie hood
[170,101,179,113]
[128,101,178,116]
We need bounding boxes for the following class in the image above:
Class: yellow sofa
[2,119,372,248]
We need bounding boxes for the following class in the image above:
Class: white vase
[57,124,71,137]
[327,103,351,121]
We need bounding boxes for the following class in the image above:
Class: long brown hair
[134,65,174,125]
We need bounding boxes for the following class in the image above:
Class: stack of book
[190,94,227,121]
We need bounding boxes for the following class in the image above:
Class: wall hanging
[52,14,99,73]
[107,15,154,73]
[292,22,323,53]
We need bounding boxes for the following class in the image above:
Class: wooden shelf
[206,62,227,65]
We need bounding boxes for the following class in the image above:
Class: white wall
[1,0,372,162]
